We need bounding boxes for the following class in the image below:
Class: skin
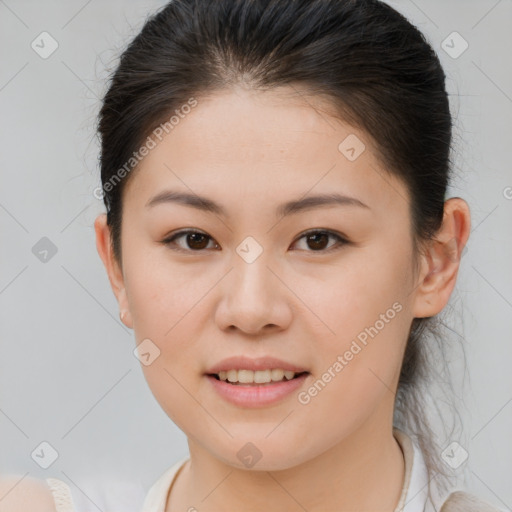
[95,85,471,511]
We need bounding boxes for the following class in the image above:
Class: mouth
[204,356,311,407]
[205,370,310,408]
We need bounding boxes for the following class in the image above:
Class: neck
[167,413,405,511]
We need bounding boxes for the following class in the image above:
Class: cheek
[296,280,409,446]
[122,257,207,413]
[122,241,204,336]
[124,257,210,429]
[307,244,412,396]
[312,249,410,346]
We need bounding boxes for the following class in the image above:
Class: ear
[94,213,133,329]
[412,197,471,318]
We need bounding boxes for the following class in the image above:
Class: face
[97,85,431,470]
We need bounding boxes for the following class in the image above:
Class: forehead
[123,86,409,219]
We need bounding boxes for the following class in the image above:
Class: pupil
[308,233,328,250]
[188,233,208,250]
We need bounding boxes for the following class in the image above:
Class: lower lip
[205,373,309,408]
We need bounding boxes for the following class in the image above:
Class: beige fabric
[393,428,415,511]
[440,490,503,511]
[45,477,74,512]
[392,429,502,512]
[140,457,188,511]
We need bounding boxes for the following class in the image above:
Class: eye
[161,229,348,253]
[291,229,348,253]
[161,229,219,252]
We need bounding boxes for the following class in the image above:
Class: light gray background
[0,0,511,509]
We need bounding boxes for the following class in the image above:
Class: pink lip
[206,373,309,408]
[205,355,308,374]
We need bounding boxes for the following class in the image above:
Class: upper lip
[205,356,309,374]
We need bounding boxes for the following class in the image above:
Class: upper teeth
[217,369,299,384]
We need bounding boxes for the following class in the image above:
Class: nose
[214,254,292,336]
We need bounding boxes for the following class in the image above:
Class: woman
[2,0,502,510]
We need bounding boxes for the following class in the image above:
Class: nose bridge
[231,239,274,305]
[215,236,289,333]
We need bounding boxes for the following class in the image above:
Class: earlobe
[412,198,471,318]
[94,214,134,329]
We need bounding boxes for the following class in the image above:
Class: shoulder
[440,490,504,512]
[0,475,57,512]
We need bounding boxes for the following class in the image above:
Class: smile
[206,371,310,408]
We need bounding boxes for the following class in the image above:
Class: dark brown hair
[98,0,463,499]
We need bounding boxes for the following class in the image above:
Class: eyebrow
[145,190,370,217]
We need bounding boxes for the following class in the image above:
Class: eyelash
[161,229,349,254]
